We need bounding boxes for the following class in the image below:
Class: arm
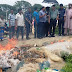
[25,18,31,25]
[56,10,59,20]
[39,13,46,18]
[64,9,66,21]
[15,19,17,27]
[15,14,18,29]
[39,11,46,18]
[25,12,31,24]
[34,16,37,25]
[8,14,11,28]
[48,15,50,24]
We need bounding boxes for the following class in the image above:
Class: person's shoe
[49,35,52,37]
[1,39,3,41]
[62,34,64,36]
[26,37,31,40]
[62,34,66,36]
[46,35,48,37]
[52,35,55,37]
[38,37,42,39]
[59,34,61,36]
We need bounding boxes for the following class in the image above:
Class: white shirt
[0,18,5,27]
[16,13,24,26]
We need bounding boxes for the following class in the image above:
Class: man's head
[41,6,46,11]
[18,8,22,14]
[46,7,50,12]
[28,8,31,13]
[11,9,13,14]
[60,4,63,9]
[52,5,56,10]
[68,3,72,9]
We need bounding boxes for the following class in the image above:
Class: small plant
[60,51,69,61]
[65,54,72,63]
[61,54,72,72]
[61,63,72,72]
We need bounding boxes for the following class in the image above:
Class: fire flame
[0,38,18,54]
[13,51,19,56]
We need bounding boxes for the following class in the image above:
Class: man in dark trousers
[33,7,39,38]
[25,8,32,40]
[39,7,46,38]
[45,7,50,37]
[58,4,65,36]
[8,9,16,39]
[50,5,59,37]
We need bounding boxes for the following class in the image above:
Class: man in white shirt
[16,8,24,40]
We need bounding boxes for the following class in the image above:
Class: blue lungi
[0,27,4,39]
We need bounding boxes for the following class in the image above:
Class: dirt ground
[0,34,72,46]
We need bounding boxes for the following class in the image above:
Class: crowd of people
[0,3,72,40]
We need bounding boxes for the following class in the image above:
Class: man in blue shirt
[33,7,39,38]
[25,8,32,40]
[58,4,65,36]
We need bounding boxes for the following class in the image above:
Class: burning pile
[0,39,20,68]
[0,39,33,70]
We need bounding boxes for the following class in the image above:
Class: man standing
[45,7,50,37]
[25,8,32,40]
[64,4,72,35]
[33,7,39,38]
[50,5,59,37]
[8,9,16,39]
[58,4,65,36]
[39,7,46,38]
[16,8,24,40]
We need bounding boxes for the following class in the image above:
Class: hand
[64,17,66,22]
[48,21,50,24]
[70,16,72,19]
[56,17,59,20]
[44,13,47,16]
[15,26,17,30]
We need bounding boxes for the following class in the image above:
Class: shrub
[61,63,72,72]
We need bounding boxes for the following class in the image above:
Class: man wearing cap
[58,4,65,36]
[50,5,59,37]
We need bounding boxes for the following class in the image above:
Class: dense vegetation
[61,54,72,72]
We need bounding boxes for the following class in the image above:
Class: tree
[13,0,32,13]
[0,4,16,19]
[32,4,42,12]
[43,0,58,4]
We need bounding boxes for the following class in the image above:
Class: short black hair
[46,7,50,11]
[18,8,22,12]
[60,4,63,6]
[52,5,55,7]
[41,6,45,10]
[34,7,37,10]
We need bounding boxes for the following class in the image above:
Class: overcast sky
[0,0,72,6]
